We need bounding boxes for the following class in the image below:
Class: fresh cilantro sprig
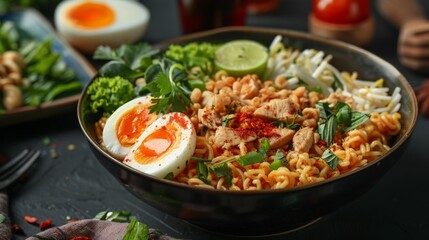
[316,101,370,169]
[141,58,192,113]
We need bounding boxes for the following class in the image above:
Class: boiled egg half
[55,0,150,53]
[103,96,159,159]
[124,112,196,179]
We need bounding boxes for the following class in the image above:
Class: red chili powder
[234,112,277,139]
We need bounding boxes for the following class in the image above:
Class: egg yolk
[67,1,115,29]
[135,127,175,164]
[116,106,153,147]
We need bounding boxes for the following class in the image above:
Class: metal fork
[0,149,40,189]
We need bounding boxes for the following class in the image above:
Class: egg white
[124,112,197,179]
[54,0,150,53]
[103,96,158,159]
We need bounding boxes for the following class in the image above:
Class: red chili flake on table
[69,236,92,240]
[39,219,53,230]
[24,215,38,224]
[11,223,23,233]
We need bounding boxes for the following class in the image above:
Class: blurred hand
[398,20,429,72]
[414,80,429,117]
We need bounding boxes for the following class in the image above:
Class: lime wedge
[214,40,268,77]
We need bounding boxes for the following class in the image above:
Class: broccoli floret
[86,76,134,116]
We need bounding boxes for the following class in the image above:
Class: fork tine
[0,149,40,190]
[0,149,30,176]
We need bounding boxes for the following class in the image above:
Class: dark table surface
[2,0,429,239]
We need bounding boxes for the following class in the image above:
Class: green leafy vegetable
[317,101,370,146]
[93,210,131,222]
[316,101,369,169]
[86,76,135,116]
[331,74,344,91]
[0,21,83,111]
[237,151,265,166]
[222,117,235,127]
[0,213,6,223]
[344,112,370,132]
[0,21,19,52]
[164,172,174,180]
[269,149,288,170]
[238,138,270,166]
[122,217,149,240]
[321,149,339,169]
[142,58,191,113]
[94,43,159,80]
[165,42,219,77]
[285,114,300,130]
[209,162,232,186]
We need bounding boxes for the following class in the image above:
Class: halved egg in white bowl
[54,0,150,53]
[124,112,196,178]
[103,96,159,159]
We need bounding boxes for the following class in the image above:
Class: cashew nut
[2,84,23,110]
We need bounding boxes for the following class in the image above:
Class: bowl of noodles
[77,27,417,236]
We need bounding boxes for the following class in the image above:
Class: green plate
[0,8,96,126]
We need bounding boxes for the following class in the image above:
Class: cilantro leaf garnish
[142,58,191,113]
[209,163,232,186]
[238,138,269,166]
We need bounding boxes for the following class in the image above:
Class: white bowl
[54,0,150,53]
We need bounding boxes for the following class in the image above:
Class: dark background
[1,0,429,239]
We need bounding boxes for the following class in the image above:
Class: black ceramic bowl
[77,27,418,236]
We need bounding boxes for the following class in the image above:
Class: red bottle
[309,0,374,47]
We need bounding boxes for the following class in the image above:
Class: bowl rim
[77,26,418,196]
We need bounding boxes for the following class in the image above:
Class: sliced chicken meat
[254,98,300,122]
[213,126,257,149]
[292,127,314,153]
